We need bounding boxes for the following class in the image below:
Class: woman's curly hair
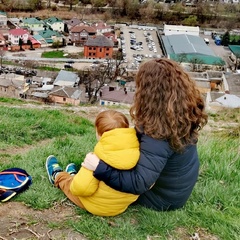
[130,58,208,152]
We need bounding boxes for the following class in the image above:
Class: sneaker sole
[46,155,56,184]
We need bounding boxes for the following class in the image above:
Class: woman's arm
[83,134,173,195]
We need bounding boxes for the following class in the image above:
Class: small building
[48,86,82,105]
[53,70,80,87]
[0,73,28,98]
[84,35,114,59]
[37,29,63,46]
[99,86,134,106]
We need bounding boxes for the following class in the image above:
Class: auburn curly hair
[130,58,208,151]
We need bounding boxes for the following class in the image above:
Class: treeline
[1,0,240,29]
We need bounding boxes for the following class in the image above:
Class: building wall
[50,22,64,32]
[99,99,130,107]
[164,25,199,36]
[0,85,21,98]
[49,95,80,106]
[10,43,40,51]
[84,46,113,59]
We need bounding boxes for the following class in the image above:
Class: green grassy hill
[0,98,239,240]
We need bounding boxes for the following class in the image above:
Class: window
[106,53,109,56]
[63,97,66,102]
[89,47,92,50]
[100,48,102,52]
[106,48,109,50]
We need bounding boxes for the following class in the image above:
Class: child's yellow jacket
[70,128,140,216]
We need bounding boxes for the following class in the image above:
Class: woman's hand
[82,152,100,171]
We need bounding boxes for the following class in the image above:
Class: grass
[0,101,239,240]
[41,50,66,58]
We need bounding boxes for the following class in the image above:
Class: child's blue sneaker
[46,155,63,185]
[66,163,77,175]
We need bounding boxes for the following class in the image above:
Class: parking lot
[119,25,163,70]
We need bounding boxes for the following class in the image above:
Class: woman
[82,58,208,211]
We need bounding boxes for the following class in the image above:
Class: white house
[45,17,64,32]
[8,28,29,45]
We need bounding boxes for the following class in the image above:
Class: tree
[19,38,24,51]
[139,0,157,21]
[189,57,204,72]
[64,0,78,11]
[78,58,127,103]
[0,49,6,69]
[221,31,230,47]
[176,53,187,64]
[91,0,107,7]
[182,15,198,26]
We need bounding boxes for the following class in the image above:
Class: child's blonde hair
[95,110,129,136]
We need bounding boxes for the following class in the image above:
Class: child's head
[95,110,129,138]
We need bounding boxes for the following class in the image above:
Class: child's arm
[70,166,99,197]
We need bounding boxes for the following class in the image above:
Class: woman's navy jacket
[94,131,200,211]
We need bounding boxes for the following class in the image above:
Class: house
[99,86,134,106]
[84,35,114,59]
[28,35,41,49]
[65,18,87,32]
[69,25,96,46]
[0,73,28,98]
[103,32,118,47]
[92,21,112,35]
[21,17,45,32]
[32,34,48,47]
[53,70,80,87]
[48,86,82,105]
[9,28,29,45]
[37,29,63,45]
[44,17,64,32]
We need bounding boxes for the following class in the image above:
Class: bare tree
[0,49,6,69]
[78,56,128,103]
[63,0,78,11]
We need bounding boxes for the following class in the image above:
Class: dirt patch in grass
[0,201,87,240]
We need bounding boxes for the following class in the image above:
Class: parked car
[64,64,73,69]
